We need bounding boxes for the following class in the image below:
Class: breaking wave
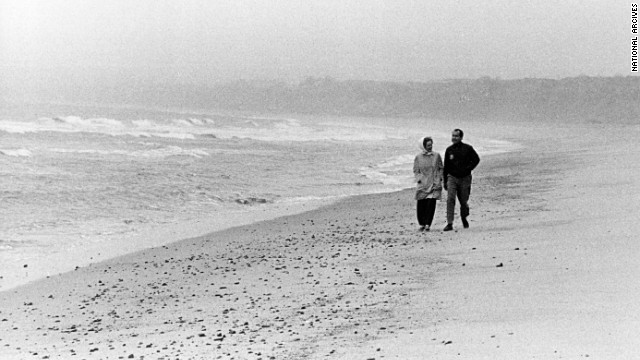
[0,115,407,142]
[0,148,32,157]
[49,146,210,159]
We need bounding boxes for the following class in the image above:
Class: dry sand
[1,119,639,359]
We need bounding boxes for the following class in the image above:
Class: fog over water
[0,0,631,96]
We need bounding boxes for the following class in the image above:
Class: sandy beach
[1,118,639,360]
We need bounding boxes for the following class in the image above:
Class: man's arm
[468,146,480,172]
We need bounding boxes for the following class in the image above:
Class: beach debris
[0,190,455,359]
[496,263,504,267]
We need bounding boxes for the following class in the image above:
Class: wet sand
[1,119,639,359]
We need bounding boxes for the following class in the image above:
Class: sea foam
[0,148,32,157]
[0,114,410,143]
[49,146,210,158]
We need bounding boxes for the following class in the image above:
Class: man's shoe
[443,224,453,231]
[462,217,469,228]
[418,226,426,232]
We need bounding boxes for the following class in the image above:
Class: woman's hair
[423,137,433,148]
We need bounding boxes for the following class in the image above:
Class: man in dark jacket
[443,129,480,231]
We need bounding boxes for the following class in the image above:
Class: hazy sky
[0,0,633,84]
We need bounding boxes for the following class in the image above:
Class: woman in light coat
[413,136,444,231]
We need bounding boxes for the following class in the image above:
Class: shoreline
[0,147,521,359]
[0,104,523,293]
[2,119,639,358]
[0,195,343,293]
[0,123,520,293]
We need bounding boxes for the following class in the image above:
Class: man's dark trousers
[446,174,472,224]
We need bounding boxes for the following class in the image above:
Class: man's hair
[453,129,464,139]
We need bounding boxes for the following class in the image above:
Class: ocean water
[0,100,520,290]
